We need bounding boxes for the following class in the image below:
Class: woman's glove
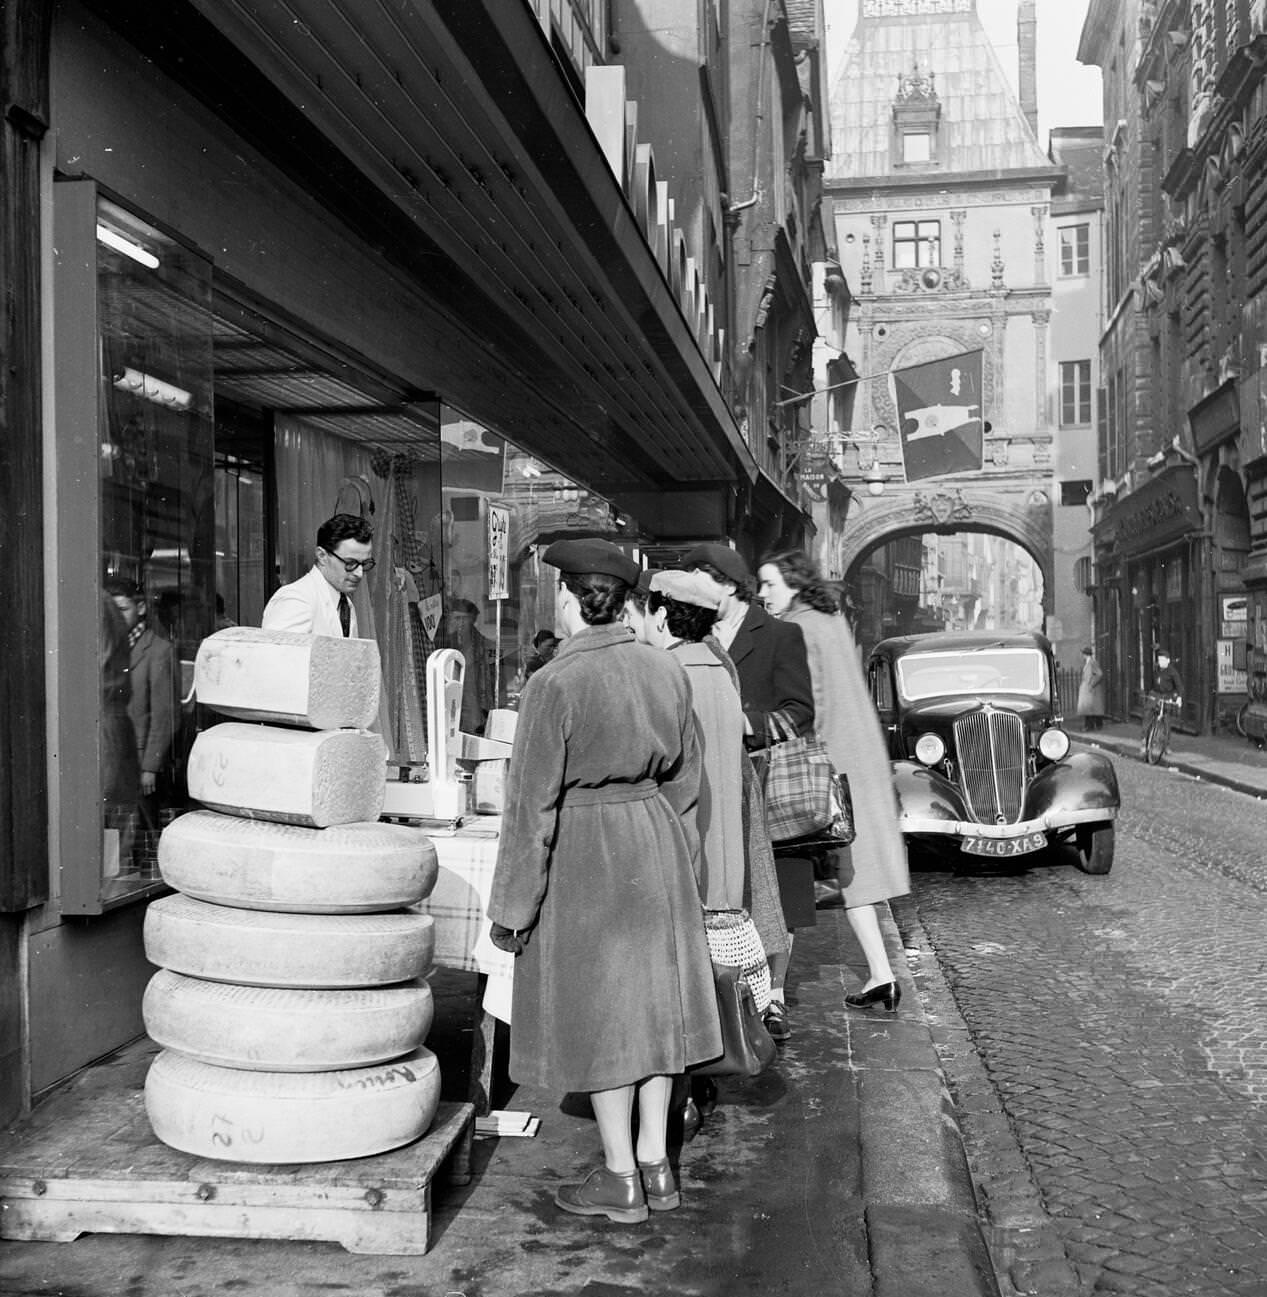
[489,923,527,956]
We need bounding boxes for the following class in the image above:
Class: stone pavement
[0,901,999,1297]
[1074,717,1267,798]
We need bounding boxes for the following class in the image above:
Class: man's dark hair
[317,513,373,551]
[647,591,716,643]
[533,629,559,649]
[104,577,143,602]
[688,559,755,604]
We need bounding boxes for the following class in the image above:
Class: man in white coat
[262,513,374,638]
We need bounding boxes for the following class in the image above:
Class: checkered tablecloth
[412,820,515,1022]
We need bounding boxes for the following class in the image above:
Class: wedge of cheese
[194,627,380,730]
[158,811,437,913]
[144,894,434,988]
[145,1046,441,1163]
[187,724,386,827]
[143,970,434,1072]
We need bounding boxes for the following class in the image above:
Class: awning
[106,0,757,496]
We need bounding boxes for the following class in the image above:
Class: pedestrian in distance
[683,541,815,1042]
[1140,648,1184,758]
[756,549,911,1013]
[487,538,720,1225]
[261,512,374,638]
[1077,645,1105,732]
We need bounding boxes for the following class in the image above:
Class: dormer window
[892,59,941,168]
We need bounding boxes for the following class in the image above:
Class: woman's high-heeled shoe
[638,1158,681,1211]
[845,981,901,1012]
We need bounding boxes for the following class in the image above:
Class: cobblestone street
[897,752,1267,1297]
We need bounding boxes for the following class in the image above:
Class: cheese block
[144,894,434,988]
[158,811,438,913]
[187,723,387,827]
[143,970,434,1071]
[145,1046,442,1163]
[194,627,380,730]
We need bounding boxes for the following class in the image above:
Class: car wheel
[1074,822,1114,875]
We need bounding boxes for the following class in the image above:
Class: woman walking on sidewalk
[487,539,720,1224]
[756,550,910,1012]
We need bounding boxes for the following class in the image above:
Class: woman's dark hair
[688,560,756,604]
[560,572,629,624]
[647,591,717,643]
[760,548,842,615]
[626,585,650,612]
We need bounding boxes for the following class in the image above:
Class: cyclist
[1140,648,1184,758]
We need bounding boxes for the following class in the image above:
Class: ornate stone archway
[841,479,1054,616]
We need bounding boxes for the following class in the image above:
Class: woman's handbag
[702,909,771,1012]
[693,962,778,1078]
[758,710,856,848]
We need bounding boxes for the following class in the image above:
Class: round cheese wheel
[145,1046,442,1163]
[158,811,438,913]
[144,895,434,988]
[143,970,434,1071]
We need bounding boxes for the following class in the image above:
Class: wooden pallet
[0,1039,474,1256]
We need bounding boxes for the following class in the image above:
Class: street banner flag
[891,349,985,482]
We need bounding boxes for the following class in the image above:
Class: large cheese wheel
[187,723,387,827]
[145,1046,441,1163]
[144,894,434,988]
[143,970,434,1071]
[158,811,438,913]
[195,627,380,730]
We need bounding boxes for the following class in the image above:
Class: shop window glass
[95,197,215,905]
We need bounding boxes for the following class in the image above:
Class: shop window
[54,183,215,913]
[1059,224,1090,276]
[893,220,941,269]
[1060,360,1093,426]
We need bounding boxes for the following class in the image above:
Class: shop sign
[1115,468,1201,557]
[1188,380,1239,455]
[487,505,510,601]
[1217,638,1247,693]
[1221,593,1248,639]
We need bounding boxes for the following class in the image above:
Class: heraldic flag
[891,349,985,483]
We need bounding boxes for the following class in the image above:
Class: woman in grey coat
[488,539,720,1224]
[757,550,910,1012]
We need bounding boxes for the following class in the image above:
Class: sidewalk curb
[1077,734,1267,800]
[852,904,1002,1297]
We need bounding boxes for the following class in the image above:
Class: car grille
[954,709,1026,824]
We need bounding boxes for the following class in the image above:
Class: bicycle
[1143,693,1180,765]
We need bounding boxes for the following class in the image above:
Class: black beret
[543,538,639,584]
[682,542,751,585]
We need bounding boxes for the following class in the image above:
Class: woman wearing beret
[756,549,910,1013]
[487,539,720,1224]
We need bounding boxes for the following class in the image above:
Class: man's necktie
[338,593,351,638]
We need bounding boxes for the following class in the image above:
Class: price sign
[487,504,510,601]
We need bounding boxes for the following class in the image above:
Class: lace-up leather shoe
[637,1158,681,1211]
[554,1165,649,1223]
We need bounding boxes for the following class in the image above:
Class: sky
[825,0,1104,147]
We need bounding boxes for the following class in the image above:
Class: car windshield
[895,647,1048,701]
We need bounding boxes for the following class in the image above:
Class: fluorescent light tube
[96,224,160,269]
[113,367,192,410]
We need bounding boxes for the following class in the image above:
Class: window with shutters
[1060,360,1093,426]
[1058,224,1091,276]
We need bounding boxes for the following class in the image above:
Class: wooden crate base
[0,1039,474,1256]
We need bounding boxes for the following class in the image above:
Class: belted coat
[488,623,722,1092]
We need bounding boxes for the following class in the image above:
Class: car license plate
[961,831,1046,858]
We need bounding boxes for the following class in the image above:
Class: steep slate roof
[828,5,1051,182]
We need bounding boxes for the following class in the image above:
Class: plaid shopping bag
[759,711,854,846]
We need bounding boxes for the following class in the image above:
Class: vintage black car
[867,630,1120,873]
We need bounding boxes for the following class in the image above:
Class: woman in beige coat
[757,550,910,1012]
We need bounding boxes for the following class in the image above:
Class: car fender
[1023,750,1121,820]
[891,760,970,825]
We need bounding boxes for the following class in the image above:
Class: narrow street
[898,752,1267,1296]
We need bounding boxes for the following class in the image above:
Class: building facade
[0,0,828,1123]
[1080,0,1267,733]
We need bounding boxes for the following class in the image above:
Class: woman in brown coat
[757,550,910,1012]
[488,539,720,1224]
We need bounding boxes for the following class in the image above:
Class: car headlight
[914,733,945,766]
[1037,728,1070,761]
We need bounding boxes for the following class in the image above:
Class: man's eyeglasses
[328,552,376,573]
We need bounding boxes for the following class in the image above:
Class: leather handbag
[758,710,856,848]
[693,962,778,1078]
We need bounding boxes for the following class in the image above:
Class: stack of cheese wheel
[142,628,443,1164]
